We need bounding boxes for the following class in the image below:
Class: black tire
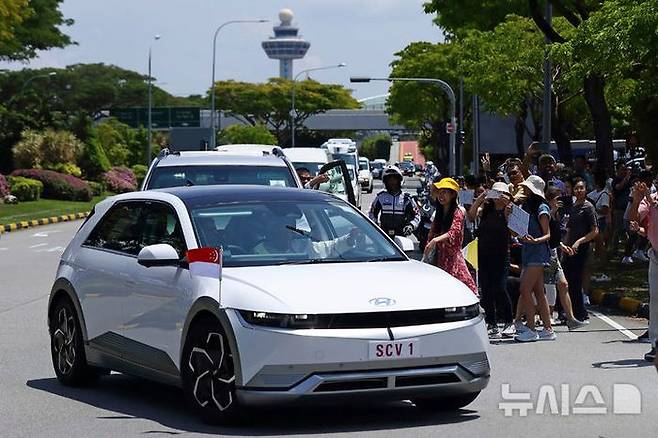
[413,391,481,411]
[181,318,239,424]
[49,297,100,386]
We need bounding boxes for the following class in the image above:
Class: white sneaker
[622,256,634,265]
[501,324,516,338]
[515,330,539,342]
[632,250,649,262]
[538,329,557,341]
[514,321,530,334]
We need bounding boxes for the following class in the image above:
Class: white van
[282,147,330,175]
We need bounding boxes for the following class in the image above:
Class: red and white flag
[187,247,223,280]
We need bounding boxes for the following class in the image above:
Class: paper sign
[459,189,475,205]
[508,204,530,237]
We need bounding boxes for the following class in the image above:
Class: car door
[317,160,356,206]
[117,200,193,369]
[75,201,143,341]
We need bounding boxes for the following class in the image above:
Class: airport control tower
[261,8,310,80]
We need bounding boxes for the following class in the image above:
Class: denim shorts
[522,242,550,267]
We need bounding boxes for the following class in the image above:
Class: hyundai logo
[369,297,396,307]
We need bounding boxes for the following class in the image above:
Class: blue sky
[1,0,443,100]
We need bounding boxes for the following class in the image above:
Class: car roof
[157,185,339,206]
[214,144,280,155]
[155,151,287,167]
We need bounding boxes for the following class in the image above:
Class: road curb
[0,212,89,234]
[590,288,646,317]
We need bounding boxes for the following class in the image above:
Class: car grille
[312,307,477,329]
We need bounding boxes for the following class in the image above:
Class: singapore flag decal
[187,247,223,280]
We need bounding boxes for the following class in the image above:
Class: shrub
[103,166,137,193]
[131,164,148,186]
[12,129,83,169]
[0,174,9,197]
[7,176,43,201]
[11,169,93,201]
[88,181,106,197]
[48,163,83,178]
[79,137,111,180]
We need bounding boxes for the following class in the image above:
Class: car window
[141,202,187,258]
[85,202,143,255]
[291,162,324,175]
[190,200,404,267]
[147,165,295,189]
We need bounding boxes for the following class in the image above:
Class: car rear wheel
[181,318,239,424]
[413,391,481,411]
[49,298,100,386]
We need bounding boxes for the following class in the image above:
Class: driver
[369,165,420,238]
[252,209,364,258]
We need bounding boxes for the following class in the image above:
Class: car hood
[220,260,477,314]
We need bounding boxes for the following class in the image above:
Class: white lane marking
[46,246,65,252]
[0,247,8,251]
[591,310,638,340]
[32,230,62,237]
[30,243,48,248]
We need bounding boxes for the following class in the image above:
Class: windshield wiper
[285,225,308,237]
[365,256,407,262]
[272,258,326,266]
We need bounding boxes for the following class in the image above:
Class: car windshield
[148,165,295,189]
[331,153,357,169]
[291,162,324,175]
[190,200,405,267]
[358,161,369,171]
[371,162,384,170]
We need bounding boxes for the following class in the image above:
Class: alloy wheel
[52,307,77,375]
[188,332,235,411]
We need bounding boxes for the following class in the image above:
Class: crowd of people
[366,142,656,364]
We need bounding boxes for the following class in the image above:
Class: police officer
[369,166,420,237]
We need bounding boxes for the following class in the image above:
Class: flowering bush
[0,174,9,197]
[11,169,93,201]
[48,163,83,178]
[103,166,137,193]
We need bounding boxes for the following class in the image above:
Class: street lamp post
[351,76,458,176]
[291,63,346,147]
[6,72,57,106]
[147,34,161,165]
[210,19,268,150]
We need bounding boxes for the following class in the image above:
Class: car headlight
[238,310,319,329]
[443,303,481,322]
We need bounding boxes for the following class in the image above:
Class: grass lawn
[590,248,650,303]
[0,194,110,224]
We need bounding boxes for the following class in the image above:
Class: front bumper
[226,311,490,405]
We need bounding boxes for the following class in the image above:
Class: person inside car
[369,165,420,238]
[252,208,364,259]
[296,167,329,190]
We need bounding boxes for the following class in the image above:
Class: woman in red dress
[425,178,477,294]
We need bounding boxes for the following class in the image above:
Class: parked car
[358,157,374,193]
[47,185,490,423]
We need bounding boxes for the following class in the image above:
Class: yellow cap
[433,177,460,193]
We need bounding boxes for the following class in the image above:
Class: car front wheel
[181,318,239,424]
[413,391,481,411]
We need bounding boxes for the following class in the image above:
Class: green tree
[423,0,527,38]
[460,15,585,162]
[360,134,392,161]
[0,0,73,61]
[386,41,461,170]
[212,78,359,145]
[218,124,277,145]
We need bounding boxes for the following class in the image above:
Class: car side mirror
[137,244,182,267]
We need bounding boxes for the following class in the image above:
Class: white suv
[48,185,489,423]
